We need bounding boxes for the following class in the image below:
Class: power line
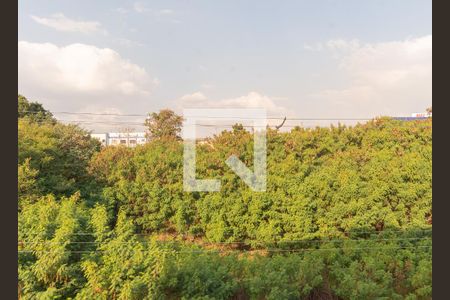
[18,236,432,245]
[35,228,431,236]
[22,109,376,121]
[21,110,432,131]
[21,118,381,129]
[17,245,432,254]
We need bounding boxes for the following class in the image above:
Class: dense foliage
[18,96,432,299]
[18,94,55,123]
[18,96,101,206]
[144,109,184,140]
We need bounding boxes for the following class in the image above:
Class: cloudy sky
[18,0,432,132]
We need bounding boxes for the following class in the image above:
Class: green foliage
[77,209,169,300]
[159,252,239,299]
[144,109,183,140]
[243,254,324,300]
[18,193,90,299]
[18,98,432,299]
[90,118,432,243]
[18,94,55,123]
[18,118,101,200]
[323,237,432,300]
[18,158,40,208]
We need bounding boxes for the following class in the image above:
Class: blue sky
[18,0,432,132]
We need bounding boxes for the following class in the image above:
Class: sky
[18,0,432,133]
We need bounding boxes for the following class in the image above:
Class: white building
[411,112,432,118]
[90,132,147,147]
[90,133,108,146]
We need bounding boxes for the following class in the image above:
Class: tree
[18,111,433,298]
[144,109,183,140]
[18,193,90,299]
[90,117,432,243]
[18,158,39,209]
[18,94,55,123]
[77,207,172,299]
[19,118,101,199]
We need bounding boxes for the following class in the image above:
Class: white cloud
[177,92,289,134]
[60,106,146,133]
[304,39,360,52]
[303,44,322,51]
[132,2,180,23]
[133,2,148,13]
[200,83,215,90]
[310,35,432,117]
[18,41,159,113]
[157,9,174,15]
[133,2,174,15]
[325,38,360,52]
[114,7,129,14]
[113,37,144,48]
[180,92,208,101]
[31,13,107,34]
[178,91,287,116]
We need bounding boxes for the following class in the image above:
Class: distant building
[90,132,147,147]
[90,133,108,146]
[392,112,432,121]
[411,112,432,118]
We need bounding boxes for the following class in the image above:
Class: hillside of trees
[18,95,432,299]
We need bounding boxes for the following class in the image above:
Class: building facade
[90,132,147,147]
[411,112,432,118]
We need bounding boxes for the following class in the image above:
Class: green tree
[144,109,183,140]
[18,193,90,299]
[18,118,101,199]
[18,158,39,209]
[18,94,55,123]
[19,111,432,299]
[77,208,172,299]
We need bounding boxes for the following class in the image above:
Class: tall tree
[144,109,183,140]
[18,96,101,200]
[19,119,101,198]
[18,94,55,123]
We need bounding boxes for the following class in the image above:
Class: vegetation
[18,95,432,299]
[144,109,184,140]
[18,94,55,123]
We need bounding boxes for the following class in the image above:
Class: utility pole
[275,116,287,130]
